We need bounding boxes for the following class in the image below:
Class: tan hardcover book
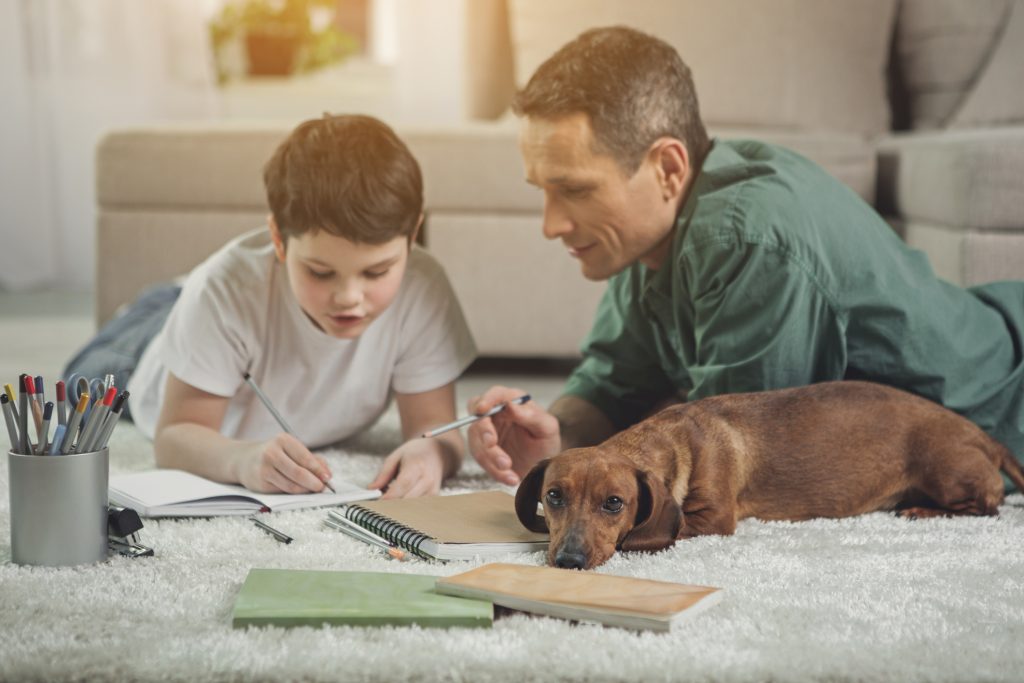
[331,491,548,561]
[435,563,722,632]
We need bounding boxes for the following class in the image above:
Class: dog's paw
[896,507,950,520]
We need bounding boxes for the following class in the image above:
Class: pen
[35,401,53,454]
[62,393,89,455]
[35,375,45,407]
[243,372,336,493]
[1,394,19,452]
[251,516,293,544]
[95,391,129,451]
[420,394,532,438]
[18,375,29,454]
[55,380,67,427]
[25,375,42,437]
[77,387,116,453]
[49,424,67,455]
[325,512,406,561]
[4,384,19,426]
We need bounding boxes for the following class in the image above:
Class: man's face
[275,228,410,339]
[519,113,680,280]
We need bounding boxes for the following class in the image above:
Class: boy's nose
[332,283,362,308]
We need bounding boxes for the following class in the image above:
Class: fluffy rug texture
[2,414,1023,683]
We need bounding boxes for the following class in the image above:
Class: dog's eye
[545,489,564,507]
[602,496,624,513]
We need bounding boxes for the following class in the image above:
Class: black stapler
[107,504,154,557]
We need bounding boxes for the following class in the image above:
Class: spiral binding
[343,505,434,560]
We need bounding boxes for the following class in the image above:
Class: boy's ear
[268,214,286,262]
[408,213,424,246]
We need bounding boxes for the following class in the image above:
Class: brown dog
[515,381,1024,569]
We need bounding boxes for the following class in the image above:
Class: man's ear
[620,470,681,552]
[268,214,286,263]
[649,137,690,202]
[514,459,551,533]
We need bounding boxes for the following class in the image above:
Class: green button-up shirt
[565,139,1024,458]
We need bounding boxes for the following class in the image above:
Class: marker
[61,393,89,455]
[18,375,29,454]
[34,375,45,407]
[251,516,293,544]
[242,372,336,493]
[1,394,20,453]
[5,384,20,426]
[95,391,129,450]
[78,387,116,453]
[48,424,67,455]
[55,380,67,428]
[419,394,532,438]
[35,401,53,454]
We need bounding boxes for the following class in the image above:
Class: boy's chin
[321,314,370,338]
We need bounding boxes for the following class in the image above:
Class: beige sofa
[96,0,1024,358]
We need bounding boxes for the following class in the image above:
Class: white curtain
[0,0,219,290]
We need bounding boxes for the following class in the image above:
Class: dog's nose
[554,550,587,570]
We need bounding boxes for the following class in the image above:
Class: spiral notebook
[330,491,548,561]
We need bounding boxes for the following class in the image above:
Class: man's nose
[541,197,573,240]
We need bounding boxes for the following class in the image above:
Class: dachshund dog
[515,381,1024,569]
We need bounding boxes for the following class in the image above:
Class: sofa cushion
[508,0,896,135]
[894,0,1012,129]
[949,0,1024,129]
[876,127,1024,229]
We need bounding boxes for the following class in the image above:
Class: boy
[68,114,476,498]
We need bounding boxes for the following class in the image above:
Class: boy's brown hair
[264,114,423,244]
[513,26,710,175]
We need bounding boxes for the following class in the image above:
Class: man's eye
[545,489,564,507]
[365,269,390,280]
[561,186,589,199]
[602,496,624,513]
[308,268,333,280]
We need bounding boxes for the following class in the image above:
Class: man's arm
[549,394,616,450]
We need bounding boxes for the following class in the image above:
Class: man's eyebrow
[525,176,594,187]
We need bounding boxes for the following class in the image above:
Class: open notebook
[436,563,723,632]
[328,491,548,561]
[109,469,380,517]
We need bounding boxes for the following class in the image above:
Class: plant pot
[245,29,301,76]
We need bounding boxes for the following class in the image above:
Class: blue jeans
[63,284,182,421]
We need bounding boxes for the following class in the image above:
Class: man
[468,26,1024,487]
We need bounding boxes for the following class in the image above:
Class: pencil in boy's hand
[243,372,336,493]
[419,394,532,439]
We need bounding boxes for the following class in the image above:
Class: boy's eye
[365,269,390,280]
[308,268,333,280]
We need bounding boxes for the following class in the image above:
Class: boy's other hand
[466,385,561,486]
[240,432,334,494]
[369,440,445,499]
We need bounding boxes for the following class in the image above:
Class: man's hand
[368,440,447,499]
[237,432,333,494]
[466,385,561,486]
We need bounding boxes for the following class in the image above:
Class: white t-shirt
[128,229,477,446]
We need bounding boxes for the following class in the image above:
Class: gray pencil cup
[8,447,109,566]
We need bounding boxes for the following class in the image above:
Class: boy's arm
[154,372,331,493]
[368,382,464,498]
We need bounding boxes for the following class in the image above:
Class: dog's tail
[998,447,1024,494]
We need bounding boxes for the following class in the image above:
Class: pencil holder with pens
[8,446,111,566]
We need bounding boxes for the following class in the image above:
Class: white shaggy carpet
[2,413,1024,683]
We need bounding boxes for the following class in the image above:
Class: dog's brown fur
[515,381,1024,569]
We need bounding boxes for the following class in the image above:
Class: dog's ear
[620,470,681,552]
[514,459,551,533]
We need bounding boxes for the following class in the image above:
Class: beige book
[331,491,548,561]
[435,563,722,632]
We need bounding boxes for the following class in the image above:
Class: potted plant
[210,0,356,80]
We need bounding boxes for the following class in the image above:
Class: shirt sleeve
[683,237,847,400]
[391,257,477,394]
[158,264,255,398]
[563,273,680,430]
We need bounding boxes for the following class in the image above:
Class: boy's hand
[369,440,446,499]
[238,432,334,494]
[467,385,561,486]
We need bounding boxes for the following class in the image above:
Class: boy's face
[271,222,413,339]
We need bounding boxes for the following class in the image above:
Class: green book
[231,568,493,629]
